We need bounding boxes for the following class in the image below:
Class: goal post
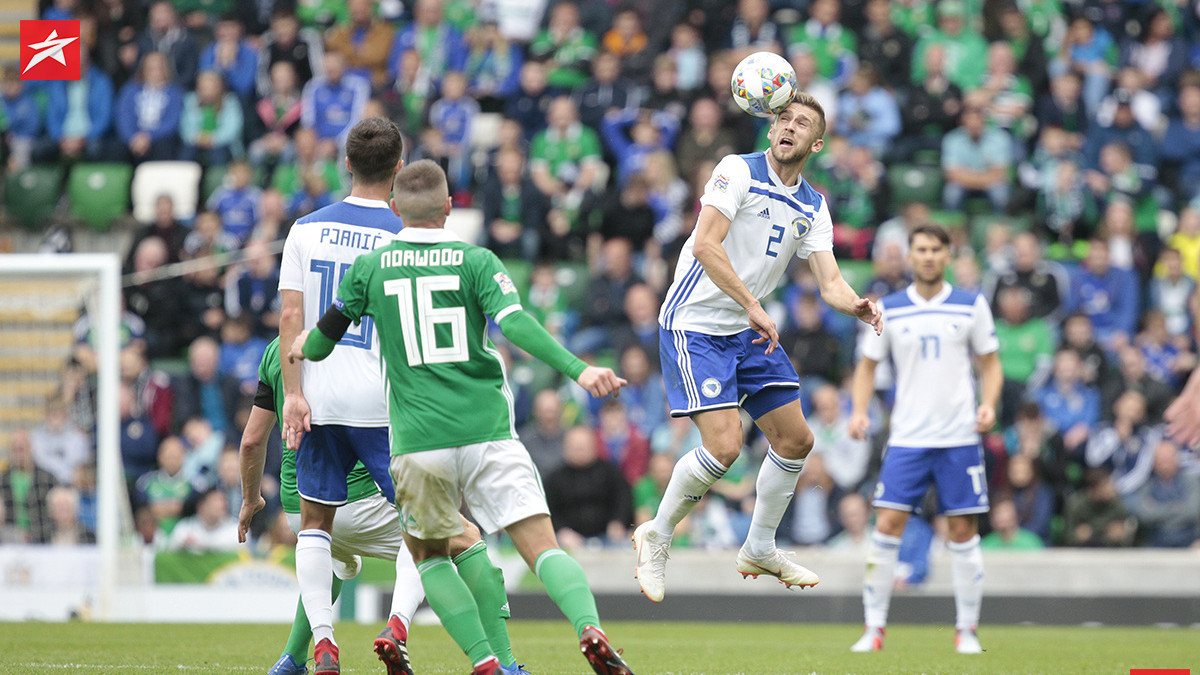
[1,253,124,619]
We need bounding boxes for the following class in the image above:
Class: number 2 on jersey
[384,275,469,366]
[311,259,374,349]
[765,223,785,258]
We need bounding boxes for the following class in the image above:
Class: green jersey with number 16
[333,228,524,455]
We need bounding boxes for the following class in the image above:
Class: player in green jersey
[240,338,530,675]
[290,160,635,675]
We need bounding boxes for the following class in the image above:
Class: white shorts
[390,439,549,540]
[287,493,406,575]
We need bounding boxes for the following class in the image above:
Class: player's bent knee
[773,428,814,459]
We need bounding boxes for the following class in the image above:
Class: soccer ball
[731,52,797,118]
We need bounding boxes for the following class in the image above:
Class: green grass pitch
[4,621,1198,674]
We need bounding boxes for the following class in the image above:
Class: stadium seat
[131,161,203,223]
[469,113,504,151]
[444,207,483,244]
[4,165,63,229]
[888,164,942,209]
[67,163,133,231]
[839,260,874,294]
[555,262,591,309]
[200,164,228,203]
[501,258,532,298]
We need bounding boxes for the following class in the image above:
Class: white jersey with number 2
[659,152,834,336]
[278,196,402,426]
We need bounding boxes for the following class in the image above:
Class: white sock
[863,530,901,629]
[296,529,336,646]
[949,534,984,630]
[390,543,423,628]
[743,448,805,557]
[651,446,726,539]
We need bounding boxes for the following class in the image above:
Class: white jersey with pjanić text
[659,152,833,335]
[859,284,999,448]
[278,196,402,426]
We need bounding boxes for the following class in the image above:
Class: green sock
[417,556,494,665]
[285,577,344,661]
[455,541,516,667]
[534,548,601,637]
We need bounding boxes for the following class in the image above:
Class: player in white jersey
[847,224,1003,654]
[633,94,883,602]
[278,118,416,675]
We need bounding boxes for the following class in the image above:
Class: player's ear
[393,159,404,176]
[443,196,452,216]
[810,137,824,154]
[389,196,401,217]
[344,156,353,175]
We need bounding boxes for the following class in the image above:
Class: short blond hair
[391,160,449,225]
[788,92,827,139]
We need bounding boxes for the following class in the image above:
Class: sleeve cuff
[494,304,522,323]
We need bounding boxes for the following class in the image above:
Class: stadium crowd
[2,0,1200,567]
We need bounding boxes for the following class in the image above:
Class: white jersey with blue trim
[278,196,402,426]
[659,152,834,336]
[859,284,1000,448]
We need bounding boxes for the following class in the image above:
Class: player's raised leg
[738,395,819,589]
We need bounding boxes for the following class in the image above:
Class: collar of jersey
[394,227,463,243]
[905,282,951,306]
[343,196,391,209]
[763,152,803,193]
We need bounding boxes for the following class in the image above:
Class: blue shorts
[872,444,990,516]
[296,425,395,506]
[659,327,800,419]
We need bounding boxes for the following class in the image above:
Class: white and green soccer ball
[731,51,798,118]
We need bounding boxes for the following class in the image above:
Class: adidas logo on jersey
[757,208,770,219]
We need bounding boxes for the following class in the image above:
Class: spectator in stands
[506,61,551,142]
[251,61,303,171]
[1063,468,1136,547]
[602,6,652,82]
[135,435,191,533]
[1102,345,1174,423]
[30,399,91,488]
[981,497,1043,549]
[46,486,95,546]
[427,71,479,195]
[608,283,661,368]
[572,237,642,353]
[787,0,857,88]
[641,151,690,251]
[120,345,174,438]
[183,207,242,260]
[546,425,632,549]
[1120,8,1187,99]
[986,231,1069,322]
[300,51,369,157]
[180,416,226,489]
[134,1,199,88]
[0,66,49,170]
[873,201,928,260]
[209,447,245,518]
[225,239,281,339]
[941,99,1013,212]
[529,96,603,239]
[296,0,346,29]
[388,0,466,91]
[172,336,240,435]
[600,108,680,189]
[910,0,987,90]
[324,0,394,89]
[1160,84,1200,203]
[994,286,1056,422]
[120,382,160,484]
[181,70,244,166]
[894,43,963,161]
[866,241,910,298]
[199,15,257,100]
[166,489,239,552]
[1034,349,1102,459]
[1166,206,1200,280]
[639,56,691,123]
[255,10,322,96]
[675,98,737,186]
[464,16,523,109]
[1150,247,1196,338]
[0,430,57,544]
[520,389,567,478]
[1139,311,1194,389]
[1036,72,1088,148]
[272,127,343,203]
[595,399,651,485]
[1053,16,1115,117]
[115,52,184,163]
[729,0,782,59]
[822,493,868,552]
[697,51,758,148]
[1127,440,1200,547]
[125,237,190,359]
[1097,69,1165,139]
[1007,452,1056,545]
[206,162,262,244]
[667,22,706,92]
[1082,89,1157,184]
[1068,239,1141,348]
[529,1,597,91]
[834,64,900,157]
[786,451,833,546]
[611,344,666,438]
[479,147,546,259]
[995,3,1049,94]
[1087,390,1161,496]
[46,47,115,163]
[810,384,870,494]
[1061,311,1110,388]
[781,293,841,385]
[632,451,677,528]
[218,315,268,394]
[596,175,655,251]
[976,41,1034,156]
[857,0,912,86]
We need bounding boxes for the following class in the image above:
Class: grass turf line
[3,621,1198,674]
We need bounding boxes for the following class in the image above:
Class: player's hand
[1165,366,1200,446]
[748,304,780,355]
[853,297,883,335]
[975,404,997,433]
[288,329,310,363]
[282,393,311,450]
[237,493,266,543]
[848,412,870,440]
[577,366,628,398]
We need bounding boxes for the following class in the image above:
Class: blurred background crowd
[2,0,1200,576]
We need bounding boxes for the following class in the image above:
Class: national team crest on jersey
[494,272,517,295]
[946,319,966,336]
[791,215,811,239]
[701,377,722,398]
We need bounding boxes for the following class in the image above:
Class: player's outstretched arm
[237,403,275,543]
[848,356,878,440]
[692,205,780,352]
[807,251,883,335]
[975,351,1003,433]
[497,309,627,397]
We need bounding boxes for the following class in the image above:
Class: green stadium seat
[839,259,874,294]
[500,258,532,299]
[67,163,133,231]
[888,164,942,209]
[555,262,591,309]
[4,165,63,229]
[201,164,228,203]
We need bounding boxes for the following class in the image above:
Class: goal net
[0,254,132,619]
